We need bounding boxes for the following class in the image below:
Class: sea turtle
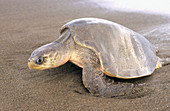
[28,18,164,97]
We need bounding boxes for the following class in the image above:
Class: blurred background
[89,0,170,15]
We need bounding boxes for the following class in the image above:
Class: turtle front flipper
[82,65,134,97]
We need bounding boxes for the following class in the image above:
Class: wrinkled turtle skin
[28,18,162,97]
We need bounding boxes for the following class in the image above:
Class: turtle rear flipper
[159,58,170,67]
[155,57,170,69]
[82,64,134,97]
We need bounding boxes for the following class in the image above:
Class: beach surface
[0,0,170,110]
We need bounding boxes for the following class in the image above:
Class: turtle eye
[35,56,44,65]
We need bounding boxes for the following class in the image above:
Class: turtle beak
[28,63,33,69]
[28,59,34,69]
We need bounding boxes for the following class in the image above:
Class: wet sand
[0,0,170,110]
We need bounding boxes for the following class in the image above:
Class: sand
[0,0,170,110]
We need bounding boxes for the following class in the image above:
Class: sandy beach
[0,0,170,110]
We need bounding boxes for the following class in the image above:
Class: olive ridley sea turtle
[28,18,169,97]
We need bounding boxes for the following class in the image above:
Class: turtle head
[28,42,71,70]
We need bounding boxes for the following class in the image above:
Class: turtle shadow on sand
[43,62,156,99]
[81,74,155,99]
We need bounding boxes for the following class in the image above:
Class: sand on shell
[0,0,170,110]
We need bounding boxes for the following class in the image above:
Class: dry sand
[0,0,170,110]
